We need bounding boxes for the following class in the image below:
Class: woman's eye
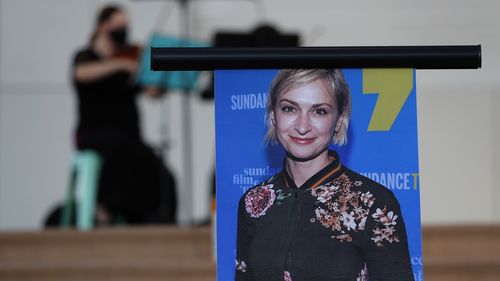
[314,108,328,116]
[281,106,295,113]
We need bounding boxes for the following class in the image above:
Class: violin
[113,44,142,60]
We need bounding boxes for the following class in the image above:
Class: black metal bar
[151,45,481,70]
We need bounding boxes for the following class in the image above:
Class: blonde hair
[264,69,351,146]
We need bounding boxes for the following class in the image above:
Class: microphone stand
[136,0,256,225]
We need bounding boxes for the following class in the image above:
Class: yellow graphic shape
[362,69,414,131]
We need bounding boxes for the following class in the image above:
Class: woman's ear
[270,110,276,127]
[334,113,344,134]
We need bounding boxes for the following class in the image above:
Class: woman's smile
[289,136,316,144]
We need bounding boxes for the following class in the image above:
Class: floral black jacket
[235,151,415,281]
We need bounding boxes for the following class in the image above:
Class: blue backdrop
[215,69,423,281]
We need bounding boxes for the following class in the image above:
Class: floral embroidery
[284,271,293,281]
[236,259,247,272]
[341,211,357,231]
[371,206,400,247]
[372,206,397,225]
[310,174,372,242]
[245,184,276,218]
[275,189,292,205]
[360,191,375,207]
[315,206,342,232]
[310,173,401,247]
[311,182,339,203]
[356,263,369,281]
[334,233,353,243]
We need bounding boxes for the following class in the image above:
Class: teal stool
[61,150,102,230]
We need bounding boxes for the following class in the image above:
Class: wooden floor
[422,225,500,281]
[0,225,499,281]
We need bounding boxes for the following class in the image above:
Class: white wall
[0,0,499,229]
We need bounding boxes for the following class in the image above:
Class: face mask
[109,27,128,46]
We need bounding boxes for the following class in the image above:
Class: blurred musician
[72,4,176,225]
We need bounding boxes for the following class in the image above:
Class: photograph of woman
[234,69,415,281]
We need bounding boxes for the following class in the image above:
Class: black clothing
[71,48,176,223]
[236,151,414,281]
[73,48,140,143]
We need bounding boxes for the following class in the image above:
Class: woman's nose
[295,113,311,135]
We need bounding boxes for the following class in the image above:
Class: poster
[215,69,423,281]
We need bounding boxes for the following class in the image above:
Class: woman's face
[106,11,129,32]
[271,79,342,161]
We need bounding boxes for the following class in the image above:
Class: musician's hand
[74,58,138,83]
[143,86,166,98]
[113,58,138,74]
